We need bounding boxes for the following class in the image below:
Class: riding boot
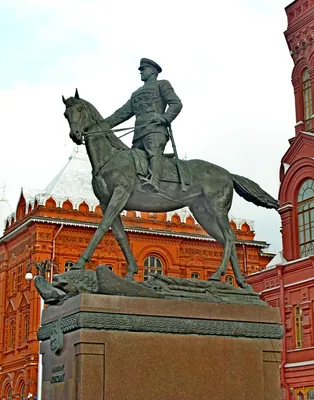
[149,155,163,193]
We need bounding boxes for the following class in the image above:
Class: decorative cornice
[285,10,314,39]
[38,311,284,341]
[0,216,268,248]
[278,203,294,212]
[281,132,314,165]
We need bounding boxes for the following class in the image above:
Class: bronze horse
[62,90,278,290]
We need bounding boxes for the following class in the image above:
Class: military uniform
[104,59,182,191]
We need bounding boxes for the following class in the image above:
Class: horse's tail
[232,174,279,210]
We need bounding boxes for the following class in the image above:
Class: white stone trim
[285,360,314,368]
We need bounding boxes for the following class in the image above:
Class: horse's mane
[65,96,129,150]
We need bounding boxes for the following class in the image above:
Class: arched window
[64,261,74,272]
[20,382,26,399]
[297,179,314,257]
[308,390,314,399]
[143,256,163,281]
[225,275,234,285]
[191,272,200,279]
[303,69,313,130]
[297,392,304,400]
[6,386,13,400]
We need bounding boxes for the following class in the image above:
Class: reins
[83,123,151,140]
[79,127,132,146]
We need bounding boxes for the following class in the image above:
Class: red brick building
[0,147,273,399]
[247,1,314,399]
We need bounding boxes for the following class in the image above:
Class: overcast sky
[0,0,295,252]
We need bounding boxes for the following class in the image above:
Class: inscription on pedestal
[50,318,64,355]
[51,364,65,384]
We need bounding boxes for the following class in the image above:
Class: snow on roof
[0,198,12,236]
[42,146,98,208]
[0,187,13,237]
[266,251,287,269]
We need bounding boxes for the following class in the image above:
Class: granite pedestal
[39,293,282,400]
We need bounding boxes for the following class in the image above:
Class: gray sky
[0,0,295,251]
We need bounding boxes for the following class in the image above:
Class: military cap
[138,58,162,73]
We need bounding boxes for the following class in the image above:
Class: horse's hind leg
[191,203,252,290]
[191,202,232,279]
[203,185,234,277]
[230,250,253,290]
[211,214,234,276]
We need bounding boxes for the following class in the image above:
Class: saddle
[131,148,190,186]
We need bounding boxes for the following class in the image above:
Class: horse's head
[62,89,95,145]
[62,90,129,152]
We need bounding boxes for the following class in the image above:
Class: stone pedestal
[39,294,282,400]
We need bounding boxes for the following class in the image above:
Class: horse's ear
[62,95,66,105]
[75,88,80,99]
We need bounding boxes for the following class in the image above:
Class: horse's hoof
[125,272,135,281]
[243,284,254,292]
[209,271,222,281]
[238,282,254,292]
[71,260,85,270]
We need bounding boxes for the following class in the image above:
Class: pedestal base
[39,294,282,400]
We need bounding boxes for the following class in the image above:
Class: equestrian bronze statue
[62,88,278,291]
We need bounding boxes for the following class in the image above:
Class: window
[295,306,303,348]
[303,69,312,130]
[7,387,12,400]
[17,264,23,291]
[143,256,163,281]
[9,320,15,347]
[191,272,200,279]
[107,265,113,271]
[297,180,314,257]
[225,275,234,285]
[20,382,26,399]
[64,261,74,272]
[24,315,29,341]
[296,388,314,399]
[12,271,16,293]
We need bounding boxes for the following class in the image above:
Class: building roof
[0,188,12,236]
[265,251,287,269]
[44,146,98,207]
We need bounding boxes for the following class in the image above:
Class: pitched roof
[0,197,12,235]
[265,251,287,269]
[43,146,98,208]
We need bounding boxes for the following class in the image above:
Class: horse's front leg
[111,216,138,280]
[72,186,130,270]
